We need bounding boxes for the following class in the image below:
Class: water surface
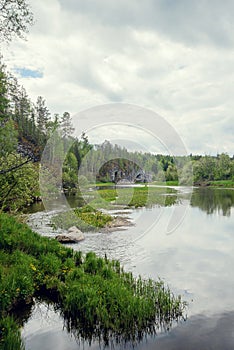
[23,187,234,349]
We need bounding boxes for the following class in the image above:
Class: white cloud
[1,0,234,155]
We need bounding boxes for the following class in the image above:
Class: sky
[2,0,234,155]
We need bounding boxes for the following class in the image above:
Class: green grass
[95,182,116,187]
[52,205,113,231]
[149,180,179,186]
[86,186,178,209]
[0,213,186,348]
[53,187,178,232]
[0,316,25,350]
[208,180,234,188]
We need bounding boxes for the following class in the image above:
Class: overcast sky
[2,0,234,155]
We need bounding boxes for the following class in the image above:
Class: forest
[0,56,233,212]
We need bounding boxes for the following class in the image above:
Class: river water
[22,187,234,349]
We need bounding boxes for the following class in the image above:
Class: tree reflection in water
[191,188,234,216]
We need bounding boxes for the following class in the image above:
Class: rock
[56,226,84,243]
[102,216,134,233]
[67,226,82,234]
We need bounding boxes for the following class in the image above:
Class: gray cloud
[58,0,234,47]
[1,0,233,155]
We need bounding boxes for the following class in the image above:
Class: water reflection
[21,299,184,350]
[138,312,234,350]
[22,301,234,350]
[23,187,234,349]
[25,187,234,218]
[191,188,234,216]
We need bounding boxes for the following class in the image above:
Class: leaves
[0,0,34,42]
[0,153,39,211]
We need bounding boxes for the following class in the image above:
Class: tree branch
[0,156,32,174]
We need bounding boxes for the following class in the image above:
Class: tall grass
[0,213,186,348]
[0,316,25,350]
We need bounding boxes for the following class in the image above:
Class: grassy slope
[0,213,186,348]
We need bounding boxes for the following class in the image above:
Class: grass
[150,180,179,186]
[53,187,179,231]
[208,180,234,188]
[0,316,25,350]
[0,213,186,348]
[85,185,179,209]
[95,182,116,187]
[52,205,113,231]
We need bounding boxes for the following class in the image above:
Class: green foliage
[191,187,234,216]
[0,58,94,211]
[0,213,186,347]
[79,141,233,187]
[0,0,33,43]
[209,180,234,188]
[61,257,185,344]
[0,316,25,350]
[60,112,74,139]
[193,153,233,184]
[0,61,18,157]
[0,153,39,211]
[62,151,78,192]
[0,120,18,158]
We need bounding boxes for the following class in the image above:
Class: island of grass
[52,205,114,232]
[0,213,186,349]
[52,186,178,233]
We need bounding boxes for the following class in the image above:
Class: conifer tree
[60,112,75,139]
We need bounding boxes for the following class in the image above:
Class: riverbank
[193,180,234,188]
[0,213,186,349]
[207,180,234,188]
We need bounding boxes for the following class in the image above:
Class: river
[22,186,234,349]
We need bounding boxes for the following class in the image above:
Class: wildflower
[30,263,37,271]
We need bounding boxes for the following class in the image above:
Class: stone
[56,226,84,243]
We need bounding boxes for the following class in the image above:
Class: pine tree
[35,96,51,148]
[60,112,75,139]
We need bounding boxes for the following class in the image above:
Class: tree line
[79,140,234,185]
[0,55,233,211]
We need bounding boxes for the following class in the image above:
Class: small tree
[35,96,50,133]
